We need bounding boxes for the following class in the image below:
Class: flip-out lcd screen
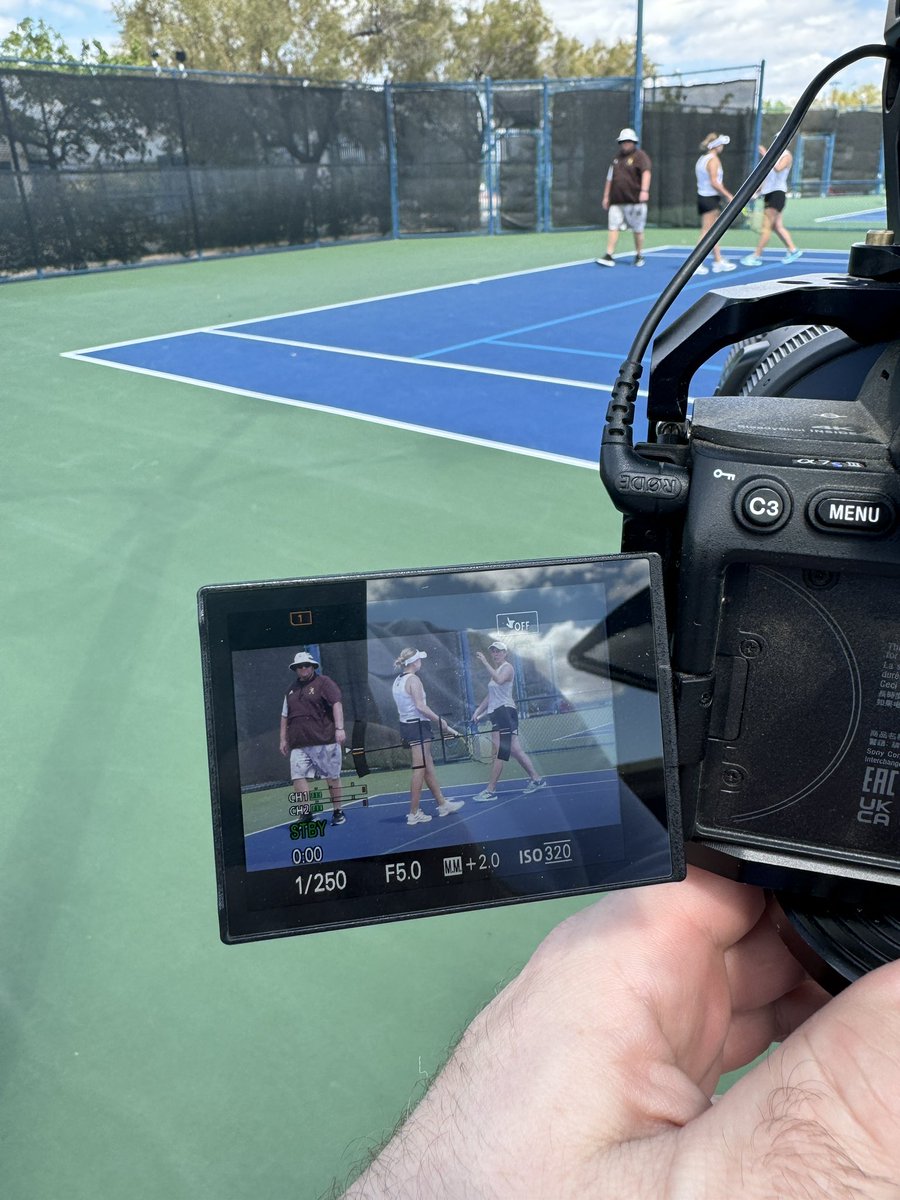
[199,555,682,942]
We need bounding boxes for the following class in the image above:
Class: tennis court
[245,769,622,870]
[1,225,862,1200]
[64,245,849,461]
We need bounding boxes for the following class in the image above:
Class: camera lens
[776,893,900,988]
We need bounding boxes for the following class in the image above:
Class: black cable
[628,44,897,366]
[600,42,899,513]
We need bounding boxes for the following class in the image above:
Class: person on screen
[340,867,900,1198]
[693,133,737,274]
[595,127,652,268]
[471,641,545,802]
[392,648,465,826]
[279,651,347,826]
[741,142,803,267]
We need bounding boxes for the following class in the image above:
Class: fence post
[171,73,203,258]
[541,77,551,231]
[751,59,765,174]
[484,77,495,235]
[632,0,644,139]
[383,80,400,239]
[0,73,43,277]
[821,131,836,197]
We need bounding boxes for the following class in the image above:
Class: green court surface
[1,224,862,1200]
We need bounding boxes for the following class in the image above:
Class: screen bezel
[199,554,683,943]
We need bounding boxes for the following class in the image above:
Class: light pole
[632,0,644,139]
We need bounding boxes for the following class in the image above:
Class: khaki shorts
[290,743,342,782]
[608,202,647,233]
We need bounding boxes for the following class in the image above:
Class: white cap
[617,128,639,142]
[708,135,730,150]
[489,641,508,652]
[402,650,427,665]
[289,651,319,669]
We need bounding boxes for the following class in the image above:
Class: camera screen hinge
[675,657,749,765]
[675,673,715,765]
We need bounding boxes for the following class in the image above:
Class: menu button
[813,495,894,534]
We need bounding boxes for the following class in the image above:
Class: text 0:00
[293,846,324,865]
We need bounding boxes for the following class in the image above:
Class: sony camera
[601,249,900,986]
[198,12,900,986]
[587,7,900,987]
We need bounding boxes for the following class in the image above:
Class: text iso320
[519,840,573,865]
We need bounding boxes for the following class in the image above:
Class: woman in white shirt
[471,641,546,802]
[741,142,802,266]
[392,647,464,826]
[693,132,737,275]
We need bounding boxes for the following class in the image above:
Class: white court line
[63,253,635,356]
[60,352,599,469]
[211,327,633,394]
[62,244,819,465]
[64,246,691,356]
[814,208,885,224]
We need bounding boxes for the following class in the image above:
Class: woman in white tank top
[741,142,802,267]
[692,132,737,274]
[392,647,464,825]
[471,641,545,802]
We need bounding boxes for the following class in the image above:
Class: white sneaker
[474,789,498,802]
[407,809,432,825]
[437,799,465,817]
[694,263,709,274]
[522,778,547,794]
[712,260,737,273]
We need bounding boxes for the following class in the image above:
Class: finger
[674,961,900,1193]
[718,978,831,1076]
[723,905,815,1015]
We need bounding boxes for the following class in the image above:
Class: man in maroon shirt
[596,127,653,268]
[279,651,347,826]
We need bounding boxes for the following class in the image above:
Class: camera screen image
[199,555,682,942]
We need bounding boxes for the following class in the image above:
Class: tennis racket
[462,720,492,764]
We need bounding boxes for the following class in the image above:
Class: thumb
[672,961,900,1197]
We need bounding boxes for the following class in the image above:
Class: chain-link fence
[0,61,784,277]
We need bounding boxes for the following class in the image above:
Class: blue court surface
[65,246,850,466]
[245,768,621,870]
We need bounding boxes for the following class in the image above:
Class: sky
[0,0,890,103]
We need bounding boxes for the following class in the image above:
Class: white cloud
[543,0,889,101]
[3,0,892,101]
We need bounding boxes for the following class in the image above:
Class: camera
[199,556,683,942]
[199,16,900,984]
[597,10,900,985]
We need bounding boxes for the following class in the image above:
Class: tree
[449,0,553,80]
[348,0,458,81]
[816,82,881,109]
[542,34,655,80]
[113,0,361,76]
[0,16,135,66]
[110,0,650,82]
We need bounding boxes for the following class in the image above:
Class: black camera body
[603,259,900,980]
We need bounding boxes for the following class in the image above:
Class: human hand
[343,868,900,1198]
